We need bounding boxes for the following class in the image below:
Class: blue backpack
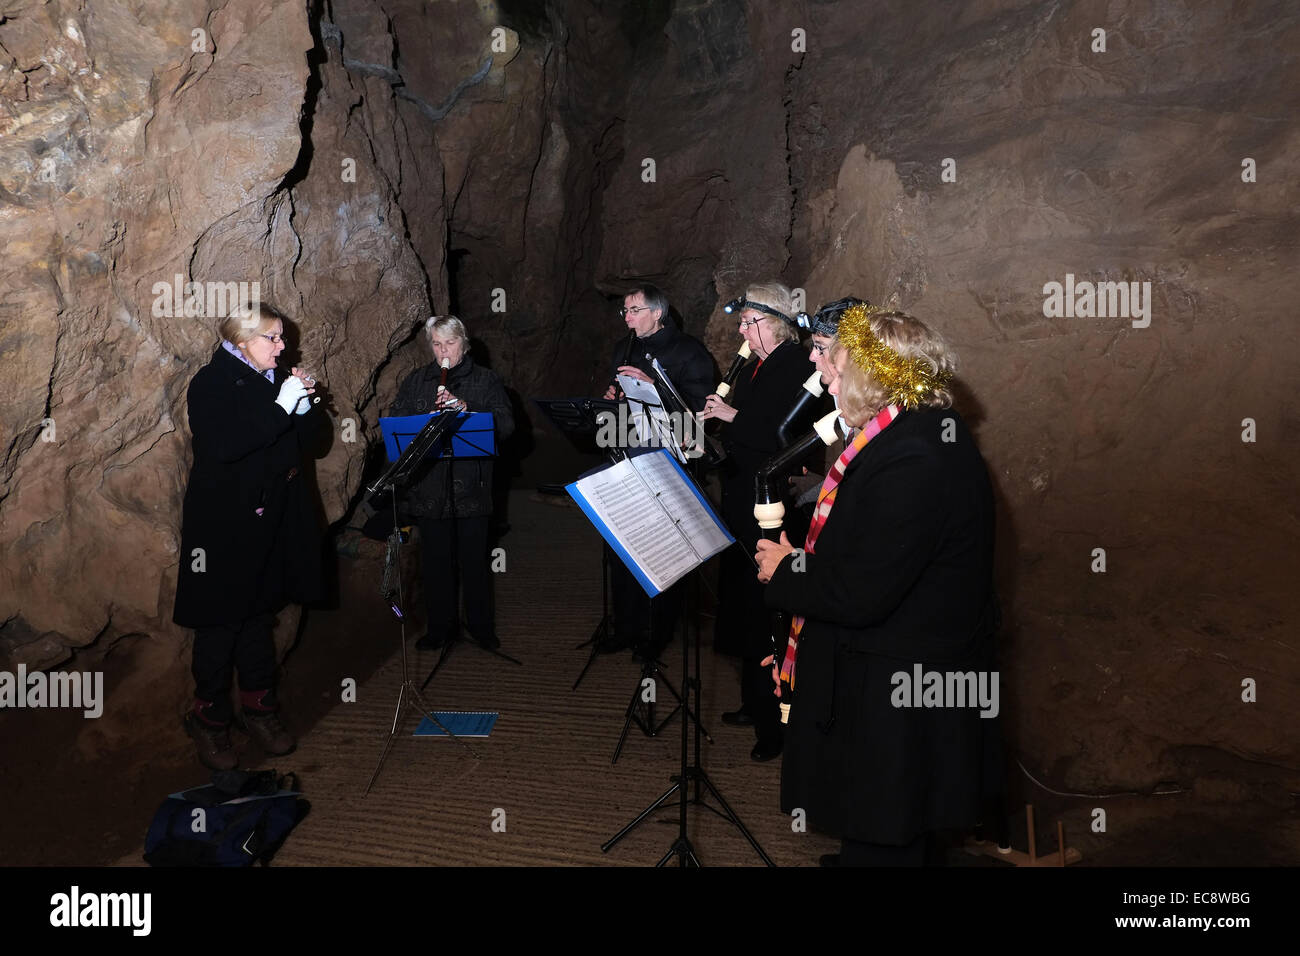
[144,770,306,866]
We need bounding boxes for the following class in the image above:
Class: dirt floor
[4,481,1295,867]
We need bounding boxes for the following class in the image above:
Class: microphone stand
[364,410,479,795]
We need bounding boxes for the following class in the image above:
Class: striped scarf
[780,404,900,689]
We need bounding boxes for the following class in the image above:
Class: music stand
[534,397,623,689]
[598,371,773,866]
[364,410,480,795]
[379,412,522,689]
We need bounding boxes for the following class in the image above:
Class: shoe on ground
[238,709,296,756]
[750,738,783,762]
[184,712,239,771]
[721,708,754,726]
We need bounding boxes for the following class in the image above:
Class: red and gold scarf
[780,404,901,689]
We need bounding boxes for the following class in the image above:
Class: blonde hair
[830,311,955,423]
[425,314,469,348]
[218,304,284,346]
[744,280,798,345]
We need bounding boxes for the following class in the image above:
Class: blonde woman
[174,304,329,769]
[755,306,1003,866]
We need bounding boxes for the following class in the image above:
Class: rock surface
[1,0,1296,803]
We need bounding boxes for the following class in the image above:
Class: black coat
[610,323,715,413]
[173,348,329,629]
[715,338,820,656]
[390,358,514,519]
[765,407,1004,844]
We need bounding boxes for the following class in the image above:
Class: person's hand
[755,531,795,583]
[617,365,652,384]
[602,384,620,400]
[759,654,782,698]
[699,393,737,423]
[275,376,310,415]
[290,367,317,414]
[435,390,466,412]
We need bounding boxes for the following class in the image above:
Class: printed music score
[567,451,732,596]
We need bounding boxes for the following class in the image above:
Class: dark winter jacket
[390,357,514,519]
[610,322,715,413]
[713,338,822,656]
[173,347,329,629]
[764,407,1004,844]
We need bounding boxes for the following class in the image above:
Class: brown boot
[184,713,239,771]
[238,708,296,755]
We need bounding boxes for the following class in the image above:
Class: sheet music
[617,374,686,463]
[568,451,732,595]
[630,453,731,561]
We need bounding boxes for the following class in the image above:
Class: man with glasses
[598,284,714,657]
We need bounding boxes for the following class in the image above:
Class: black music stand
[364,410,480,795]
[394,413,524,690]
[533,397,623,689]
[599,375,773,866]
[537,397,711,758]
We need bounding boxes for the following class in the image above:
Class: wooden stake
[1057,821,1066,867]
[1026,804,1037,864]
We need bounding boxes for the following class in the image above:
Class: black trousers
[741,654,783,746]
[418,515,493,642]
[192,613,276,725]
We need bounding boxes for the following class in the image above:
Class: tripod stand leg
[656,836,701,868]
[696,771,775,866]
[366,681,408,795]
[650,671,714,743]
[601,778,682,853]
[571,616,608,690]
[612,673,650,764]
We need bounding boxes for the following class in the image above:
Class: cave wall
[589,0,1300,793]
[0,0,1295,797]
[0,0,610,755]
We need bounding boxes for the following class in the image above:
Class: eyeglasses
[259,333,284,344]
[811,342,829,356]
[619,306,652,318]
[738,316,764,329]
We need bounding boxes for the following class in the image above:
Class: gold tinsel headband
[836,304,951,409]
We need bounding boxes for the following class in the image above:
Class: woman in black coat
[173,305,330,770]
[390,316,514,650]
[701,280,821,762]
[755,305,1003,866]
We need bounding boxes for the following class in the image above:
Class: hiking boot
[184,713,239,771]
[238,709,296,755]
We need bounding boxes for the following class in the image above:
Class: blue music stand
[379,412,496,462]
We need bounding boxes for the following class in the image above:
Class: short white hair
[425,314,468,346]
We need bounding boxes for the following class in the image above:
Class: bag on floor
[144,769,307,866]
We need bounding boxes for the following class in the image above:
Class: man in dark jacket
[174,306,330,770]
[600,284,715,656]
[391,316,515,650]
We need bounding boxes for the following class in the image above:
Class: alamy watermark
[595,405,704,459]
[151,274,260,322]
[890,664,999,718]
[0,665,103,718]
[1042,273,1151,328]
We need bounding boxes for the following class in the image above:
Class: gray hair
[425,314,469,347]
